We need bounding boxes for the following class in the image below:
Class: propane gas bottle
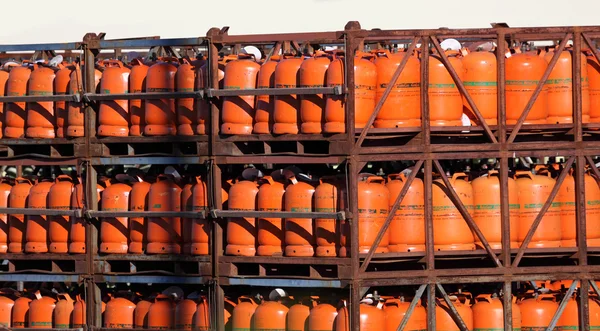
[148,295,176,330]
[544,50,590,124]
[506,52,549,124]
[472,294,521,331]
[54,64,74,138]
[226,180,259,256]
[104,297,136,328]
[383,298,427,331]
[54,294,74,328]
[324,53,377,133]
[232,296,257,331]
[519,294,558,330]
[176,58,199,136]
[70,180,104,254]
[373,50,421,128]
[272,56,304,134]
[145,59,178,136]
[284,177,316,257]
[12,296,32,328]
[98,60,131,137]
[190,176,209,255]
[129,178,151,254]
[436,294,474,331]
[515,169,562,248]
[315,177,344,257]
[254,56,280,133]
[5,65,32,138]
[221,54,261,135]
[557,295,600,330]
[288,301,311,331]
[308,303,337,331]
[26,65,56,138]
[197,56,232,135]
[432,173,476,251]
[134,298,152,328]
[0,293,14,327]
[0,179,13,253]
[300,51,332,133]
[29,293,56,329]
[48,175,75,253]
[386,173,425,252]
[257,176,285,256]
[429,53,465,126]
[0,66,12,138]
[72,295,86,328]
[356,176,390,254]
[25,180,54,253]
[253,301,288,331]
[129,59,150,136]
[588,55,600,123]
[175,298,197,330]
[194,296,211,331]
[335,300,384,331]
[181,179,194,254]
[558,170,600,247]
[8,178,33,253]
[67,64,101,137]
[100,182,132,253]
[471,171,519,249]
[462,49,498,125]
[147,175,183,254]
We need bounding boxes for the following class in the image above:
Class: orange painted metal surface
[462,50,497,125]
[129,59,150,136]
[436,294,473,331]
[285,178,316,257]
[300,52,332,133]
[48,175,74,253]
[288,301,311,331]
[226,180,259,256]
[558,170,600,247]
[0,179,12,253]
[100,182,132,253]
[429,53,465,126]
[232,296,257,331]
[145,60,178,136]
[67,64,101,137]
[315,177,344,257]
[0,67,11,138]
[386,173,425,252]
[129,179,151,254]
[221,54,261,135]
[253,301,288,331]
[0,293,14,327]
[588,55,600,123]
[194,296,211,331]
[257,176,285,256]
[70,181,104,254]
[54,64,74,138]
[384,297,427,331]
[557,296,600,329]
[472,294,521,330]
[308,303,337,331]
[273,56,304,134]
[357,176,390,254]
[519,294,558,330]
[28,293,56,329]
[175,298,197,330]
[190,176,209,255]
[254,57,280,133]
[98,60,131,136]
[54,294,74,328]
[176,58,199,136]
[12,296,32,328]
[432,173,475,250]
[5,66,32,138]
[336,302,384,331]
[8,178,33,253]
[26,65,56,138]
[147,175,182,254]
[506,53,549,124]
[72,295,86,328]
[104,297,136,328]
[134,298,152,328]
[25,180,54,253]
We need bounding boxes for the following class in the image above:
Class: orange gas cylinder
[5,65,32,138]
[386,173,425,252]
[356,176,390,254]
[12,295,32,328]
[557,295,600,329]
[196,55,234,135]
[0,293,14,327]
[336,301,385,331]
[515,169,561,248]
[26,65,56,138]
[253,301,288,331]
[288,301,311,331]
[429,53,465,126]
[147,175,182,254]
[194,296,211,331]
[558,170,600,247]
[520,294,558,330]
[300,52,332,133]
[70,180,104,254]
[221,54,261,135]
[588,55,600,123]
[384,297,427,331]
[175,298,197,330]
[104,297,136,328]
[148,295,175,330]
[129,178,151,254]
[54,64,74,138]
[129,59,150,136]
[190,176,209,255]
[8,178,33,253]
[544,50,590,124]
[462,50,497,125]
[48,175,74,253]
[100,182,132,253]
[471,171,519,249]
[98,60,131,137]
[436,294,473,331]
[72,295,86,328]
[29,293,56,329]
[54,293,74,328]
[324,53,377,133]
[176,58,198,136]
[433,173,475,250]
[0,66,11,138]
[373,50,421,128]
[181,179,194,254]
[145,60,178,136]
[284,177,316,257]
[257,176,285,256]
[272,56,304,134]
[315,177,344,257]
[226,180,259,256]
[25,180,54,253]
[472,294,521,330]
[232,296,258,331]
[67,64,101,137]
[135,298,152,328]
[309,303,337,331]
[506,52,549,124]
[255,56,280,133]
[0,179,12,253]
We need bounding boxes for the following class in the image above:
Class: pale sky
[0,0,598,45]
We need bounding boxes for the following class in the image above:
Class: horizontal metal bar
[0,94,79,102]
[84,91,203,101]
[95,254,210,262]
[212,210,345,220]
[222,277,346,288]
[98,37,206,48]
[86,210,206,218]
[206,86,343,97]
[95,275,211,284]
[0,208,82,217]
[0,274,80,282]
[0,42,81,52]
[91,156,209,165]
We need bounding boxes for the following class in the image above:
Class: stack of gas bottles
[224,163,600,257]
[219,44,600,135]
[0,288,86,329]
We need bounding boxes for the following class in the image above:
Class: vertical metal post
[427,284,436,331]
[424,159,434,270]
[421,36,431,146]
[497,30,506,142]
[350,282,361,331]
[503,281,513,331]
[344,22,361,146]
[349,158,361,331]
[580,279,591,331]
[573,29,583,142]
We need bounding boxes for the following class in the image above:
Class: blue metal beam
[224,278,346,288]
[99,38,205,49]
[97,275,210,284]
[0,42,81,52]
[0,274,80,282]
